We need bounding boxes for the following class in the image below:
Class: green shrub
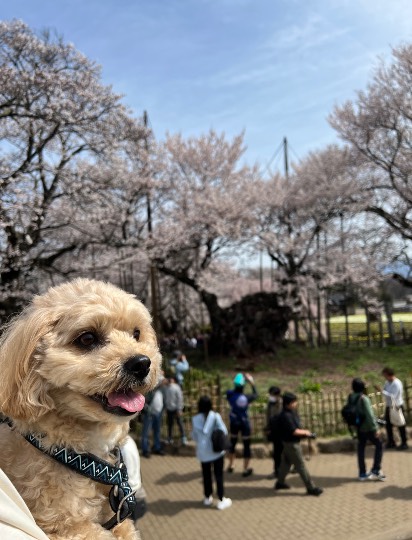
[297,379,322,393]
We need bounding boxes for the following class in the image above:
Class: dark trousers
[141,411,162,453]
[357,430,383,475]
[278,442,314,490]
[385,406,407,446]
[201,456,224,500]
[229,419,251,458]
[272,437,283,475]
[166,410,185,440]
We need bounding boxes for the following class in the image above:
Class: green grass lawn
[185,344,412,401]
[329,313,412,323]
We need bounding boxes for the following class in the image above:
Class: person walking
[376,367,408,450]
[349,378,386,481]
[275,392,323,496]
[164,374,187,445]
[226,373,258,477]
[265,386,283,479]
[191,396,232,510]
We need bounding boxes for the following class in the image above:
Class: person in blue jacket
[226,373,258,477]
[192,396,232,510]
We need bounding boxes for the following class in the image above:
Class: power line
[262,139,284,178]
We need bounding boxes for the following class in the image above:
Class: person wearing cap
[226,372,258,477]
[265,386,283,479]
[350,378,385,481]
[275,392,323,496]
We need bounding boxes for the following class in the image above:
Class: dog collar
[1,419,136,530]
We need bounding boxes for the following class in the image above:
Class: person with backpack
[265,386,283,479]
[191,396,232,510]
[348,378,386,481]
[226,373,258,477]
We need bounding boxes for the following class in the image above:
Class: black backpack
[211,428,229,453]
[267,413,281,442]
[341,394,364,428]
[210,413,230,452]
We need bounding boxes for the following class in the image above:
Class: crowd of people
[139,361,409,511]
[140,350,190,458]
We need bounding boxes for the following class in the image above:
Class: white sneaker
[369,471,386,481]
[358,473,371,481]
[217,497,232,510]
[203,496,213,506]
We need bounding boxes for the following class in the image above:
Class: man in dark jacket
[265,386,283,479]
[275,392,323,496]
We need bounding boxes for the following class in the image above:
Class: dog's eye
[75,332,99,349]
[133,328,140,342]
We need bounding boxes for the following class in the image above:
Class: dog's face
[0,279,162,424]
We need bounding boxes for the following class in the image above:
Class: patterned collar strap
[25,432,126,485]
[22,429,137,530]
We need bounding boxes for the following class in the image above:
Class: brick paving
[138,448,412,540]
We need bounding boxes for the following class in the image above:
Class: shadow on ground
[156,471,200,485]
[147,499,205,516]
[365,486,412,501]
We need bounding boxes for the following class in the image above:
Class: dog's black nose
[123,355,151,381]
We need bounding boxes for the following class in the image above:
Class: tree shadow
[227,485,307,499]
[148,486,306,516]
[156,471,201,485]
[310,475,359,487]
[148,499,205,516]
[365,486,412,501]
[225,472,272,483]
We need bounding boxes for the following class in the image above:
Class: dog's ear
[0,306,55,421]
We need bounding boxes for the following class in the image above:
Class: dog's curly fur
[0,279,162,539]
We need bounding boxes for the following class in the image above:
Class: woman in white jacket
[191,396,232,510]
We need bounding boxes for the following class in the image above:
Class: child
[191,396,232,510]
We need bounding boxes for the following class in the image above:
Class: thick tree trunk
[383,300,396,345]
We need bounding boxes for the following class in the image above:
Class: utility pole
[143,111,160,335]
[284,136,299,342]
[283,136,289,180]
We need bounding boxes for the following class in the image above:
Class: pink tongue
[107,390,145,413]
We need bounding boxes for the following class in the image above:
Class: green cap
[234,373,245,386]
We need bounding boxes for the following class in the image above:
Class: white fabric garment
[120,436,142,491]
[382,378,404,407]
[0,468,49,540]
[148,388,164,415]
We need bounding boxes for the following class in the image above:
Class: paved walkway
[138,448,412,540]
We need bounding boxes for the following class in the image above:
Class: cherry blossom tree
[147,130,261,344]
[255,144,385,342]
[0,20,146,316]
[330,43,412,242]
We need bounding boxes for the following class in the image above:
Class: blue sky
[3,0,412,169]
